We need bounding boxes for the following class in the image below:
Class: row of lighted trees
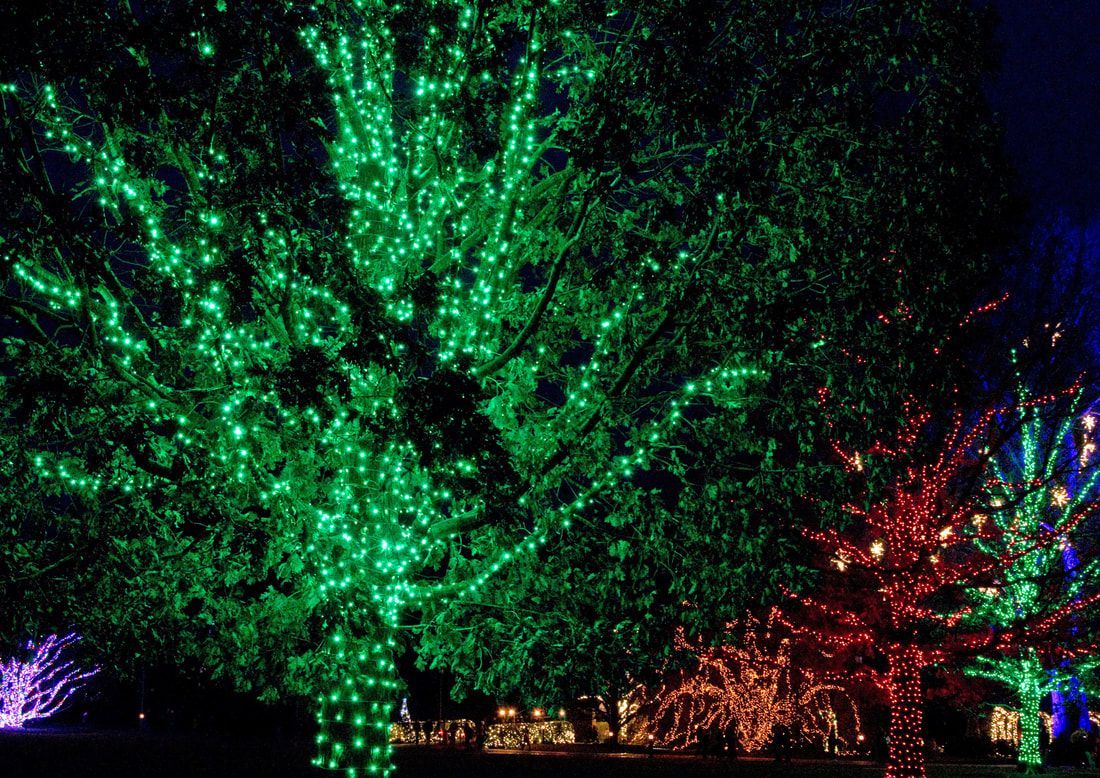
[785,389,1100,778]
[8,391,1096,776]
[607,387,1099,777]
[0,2,1058,778]
[793,390,1100,776]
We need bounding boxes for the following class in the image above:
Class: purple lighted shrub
[0,633,97,728]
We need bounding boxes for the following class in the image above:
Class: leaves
[0,0,1010,732]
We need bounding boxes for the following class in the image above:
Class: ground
[0,731,1097,778]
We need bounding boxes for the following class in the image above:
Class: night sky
[988,0,1100,223]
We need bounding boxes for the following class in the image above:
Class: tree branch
[473,192,593,378]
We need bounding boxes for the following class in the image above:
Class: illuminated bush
[486,722,574,748]
[644,610,862,753]
[388,720,574,747]
[0,634,97,729]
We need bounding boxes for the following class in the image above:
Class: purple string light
[0,633,98,728]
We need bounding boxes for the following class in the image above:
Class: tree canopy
[0,1,1011,773]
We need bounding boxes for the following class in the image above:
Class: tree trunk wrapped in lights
[314,634,400,773]
[1018,667,1043,768]
[786,388,1100,778]
[885,645,926,778]
[0,2,1010,775]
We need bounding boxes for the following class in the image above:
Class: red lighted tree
[784,392,1100,778]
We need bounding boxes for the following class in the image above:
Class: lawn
[2,731,1098,778]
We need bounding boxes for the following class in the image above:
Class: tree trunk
[314,632,398,777]
[886,646,926,778]
[1017,674,1043,767]
[606,688,621,749]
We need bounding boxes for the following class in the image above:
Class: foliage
[417,486,692,742]
[414,0,1014,720]
[0,0,1009,772]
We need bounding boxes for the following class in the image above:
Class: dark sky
[987,0,1100,222]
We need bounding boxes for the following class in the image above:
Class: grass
[2,729,1098,778]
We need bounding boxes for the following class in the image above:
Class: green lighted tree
[0,1,1008,774]
[964,391,1100,769]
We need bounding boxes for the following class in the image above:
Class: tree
[786,390,1100,778]
[963,390,1100,769]
[643,608,863,753]
[0,633,97,729]
[0,1,1008,774]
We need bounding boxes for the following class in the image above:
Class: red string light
[789,391,1100,778]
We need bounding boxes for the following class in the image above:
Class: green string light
[5,5,771,775]
[964,391,1100,768]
